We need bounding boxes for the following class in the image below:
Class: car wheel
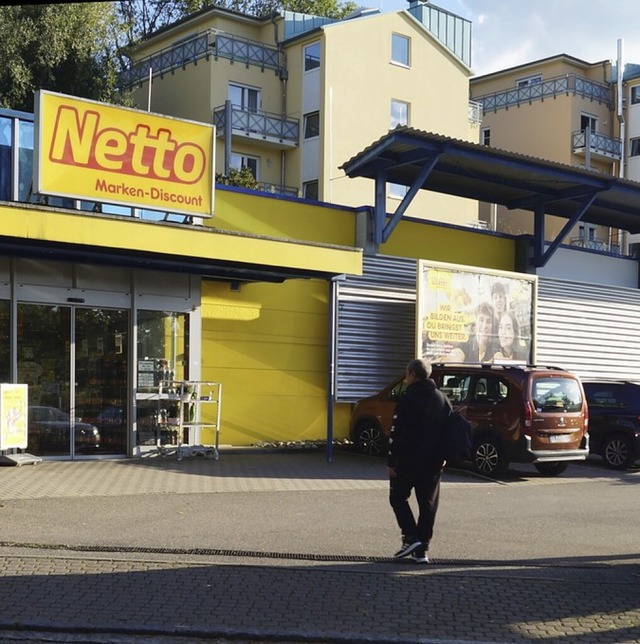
[602,434,635,470]
[472,436,508,477]
[355,421,387,457]
[534,461,568,476]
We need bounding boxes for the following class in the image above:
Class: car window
[584,384,627,409]
[440,374,470,403]
[388,379,407,401]
[533,377,583,412]
[471,376,508,404]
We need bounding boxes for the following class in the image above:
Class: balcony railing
[468,100,483,124]
[475,74,614,112]
[120,30,282,88]
[570,237,622,254]
[572,129,622,161]
[257,181,299,198]
[214,103,299,147]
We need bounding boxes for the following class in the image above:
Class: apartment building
[121,1,482,228]
[470,54,625,252]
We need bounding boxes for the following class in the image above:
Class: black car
[582,380,640,470]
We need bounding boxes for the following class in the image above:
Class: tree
[118,0,358,43]
[0,3,126,112]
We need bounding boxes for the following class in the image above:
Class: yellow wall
[200,188,516,446]
[319,11,478,225]
[199,278,342,446]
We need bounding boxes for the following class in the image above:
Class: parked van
[350,363,589,477]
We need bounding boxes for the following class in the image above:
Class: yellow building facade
[125,3,481,228]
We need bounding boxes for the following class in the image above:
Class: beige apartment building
[122,1,482,229]
[470,54,625,251]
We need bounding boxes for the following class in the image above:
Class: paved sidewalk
[0,449,639,643]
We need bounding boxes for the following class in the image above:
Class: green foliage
[0,4,129,112]
[216,167,260,189]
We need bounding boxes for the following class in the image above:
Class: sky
[379,0,640,76]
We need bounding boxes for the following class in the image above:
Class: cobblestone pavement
[0,450,638,643]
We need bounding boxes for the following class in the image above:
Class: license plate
[549,434,572,443]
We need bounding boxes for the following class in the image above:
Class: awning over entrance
[340,126,640,267]
[0,203,362,283]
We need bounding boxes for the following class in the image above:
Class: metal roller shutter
[335,255,416,402]
[537,277,640,380]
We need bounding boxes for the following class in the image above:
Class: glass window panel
[304,42,321,71]
[391,34,410,66]
[391,100,409,128]
[0,117,11,201]
[18,120,34,203]
[304,111,320,138]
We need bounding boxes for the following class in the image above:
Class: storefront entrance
[19,304,129,459]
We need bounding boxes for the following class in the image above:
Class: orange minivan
[349,363,589,477]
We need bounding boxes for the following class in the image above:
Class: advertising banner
[417,260,536,365]
[34,90,215,217]
[0,384,28,451]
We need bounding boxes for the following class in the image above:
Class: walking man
[388,358,450,563]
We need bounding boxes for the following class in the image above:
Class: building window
[630,138,640,156]
[303,111,320,139]
[389,183,408,199]
[631,86,640,105]
[229,84,260,111]
[303,180,319,200]
[481,128,491,146]
[516,74,542,88]
[304,42,321,71]
[390,99,409,129]
[391,33,410,66]
[581,114,597,133]
[230,153,259,179]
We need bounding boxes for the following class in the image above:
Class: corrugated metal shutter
[537,277,640,380]
[335,255,417,402]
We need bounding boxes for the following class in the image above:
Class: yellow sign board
[34,91,215,217]
[0,384,28,450]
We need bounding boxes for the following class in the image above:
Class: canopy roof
[341,127,640,266]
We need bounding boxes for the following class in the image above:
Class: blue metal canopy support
[374,153,443,245]
[532,190,600,268]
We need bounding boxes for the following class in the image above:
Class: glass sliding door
[19,304,72,457]
[75,308,129,455]
[19,304,129,458]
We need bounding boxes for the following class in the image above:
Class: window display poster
[417,261,536,365]
[0,384,28,450]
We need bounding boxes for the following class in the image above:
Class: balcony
[214,103,299,148]
[570,237,622,254]
[468,100,483,125]
[475,74,614,113]
[257,181,299,198]
[121,30,282,89]
[572,129,622,162]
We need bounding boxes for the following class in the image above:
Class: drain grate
[0,541,608,568]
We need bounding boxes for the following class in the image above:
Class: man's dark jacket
[387,377,450,471]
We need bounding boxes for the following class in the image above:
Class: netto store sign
[34,91,214,217]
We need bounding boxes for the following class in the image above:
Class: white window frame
[516,74,542,88]
[581,113,598,134]
[630,138,640,156]
[481,128,491,146]
[391,33,410,67]
[229,83,260,112]
[230,152,260,179]
[304,42,321,72]
[631,86,640,105]
[390,99,409,129]
[303,111,320,139]
[303,180,319,200]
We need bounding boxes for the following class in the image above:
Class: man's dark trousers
[389,465,442,548]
